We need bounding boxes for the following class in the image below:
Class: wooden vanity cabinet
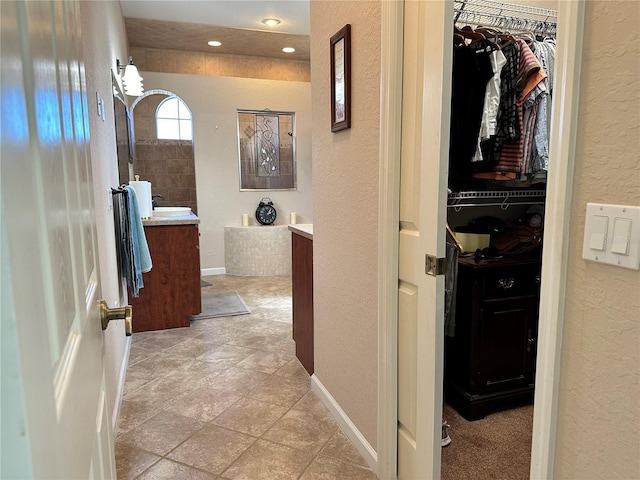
[444,255,541,420]
[291,232,314,375]
[129,223,201,332]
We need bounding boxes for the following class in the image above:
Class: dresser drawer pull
[498,278,515,290]
[527,329,535,352]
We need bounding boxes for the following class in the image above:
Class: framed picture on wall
[236,110,297,191]
[330,24,351,132]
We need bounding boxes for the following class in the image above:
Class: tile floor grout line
[164,422,261,478]
[117,275,374,479]
[294,425,341,480]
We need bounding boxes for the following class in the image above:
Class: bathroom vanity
[129,213,201,332]
[289,224,314,375]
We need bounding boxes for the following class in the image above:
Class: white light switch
[582,203,640,270]
[589,215,608,251]
[611,218,631,255]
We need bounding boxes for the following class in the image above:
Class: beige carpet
[190,291,250,320]
[441,403,534,480]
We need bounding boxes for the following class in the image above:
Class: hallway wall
[310,0,382,449]
[553,1,640,477]
[79,0,131,429]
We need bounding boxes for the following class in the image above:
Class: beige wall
[554,1,640,478]
[310,1,381,448]
[137,73,313,270]
[79,1,130,427]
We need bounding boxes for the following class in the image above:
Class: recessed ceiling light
[208,40,222,47]
[282,47,296,53]
[261,18,281,27]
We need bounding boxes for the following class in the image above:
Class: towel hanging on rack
[112,186,152,297]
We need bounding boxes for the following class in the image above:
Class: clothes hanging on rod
[444,241,459,338]
[448,0,557,189]
[448,25,556,190]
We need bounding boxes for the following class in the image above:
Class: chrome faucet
[152,194,165,209]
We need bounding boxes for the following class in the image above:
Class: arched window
[156,96,192,140]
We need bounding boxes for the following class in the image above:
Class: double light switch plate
[582,203,640,270]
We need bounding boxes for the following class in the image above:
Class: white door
[397,1,453,478]
[1,1,115,478]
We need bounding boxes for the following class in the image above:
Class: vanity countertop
[288,223,313,240]
[142,213,200,226]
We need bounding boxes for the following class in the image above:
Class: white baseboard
[201,267,226,276]
[310,374,378,474]
[111,336,131,434]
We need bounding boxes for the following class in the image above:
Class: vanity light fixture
[117,56,144,96]
[261,17,281,27]
[208,40,222,47]
[282,47,296,53]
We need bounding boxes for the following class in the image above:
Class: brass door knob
[100,300,133,336]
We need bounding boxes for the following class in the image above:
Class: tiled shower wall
[132,94,198,215]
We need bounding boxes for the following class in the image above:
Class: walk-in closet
[442,1,557,478]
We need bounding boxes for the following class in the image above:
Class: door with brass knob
[100,301,133,336]
[1,2,117,476]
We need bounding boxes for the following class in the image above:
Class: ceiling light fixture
[208,40,222,47]
[117,56,143,97]
[261,17,281,27]
[282,47,296,53]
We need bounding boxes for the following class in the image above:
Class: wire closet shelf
[448,190,546,211]
[454,0,557,37]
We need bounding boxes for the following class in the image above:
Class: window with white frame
[156,96,192,141]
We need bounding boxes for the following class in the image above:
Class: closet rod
[454,0,557,22]
[455,11,556,36]
[454,0,557,36]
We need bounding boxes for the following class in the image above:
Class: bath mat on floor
[191,291,250,320]
[200,279,212,287]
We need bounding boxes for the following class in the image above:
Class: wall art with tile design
[237,110,296,191]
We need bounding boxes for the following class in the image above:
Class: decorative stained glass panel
[237,110,296,190]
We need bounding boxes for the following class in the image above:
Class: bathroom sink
[153,206,192,217]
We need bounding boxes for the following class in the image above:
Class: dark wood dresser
[444,254,541,420]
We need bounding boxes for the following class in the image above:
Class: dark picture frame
[330,24,351,132]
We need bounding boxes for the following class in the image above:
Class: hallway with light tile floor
[115,275,377,479]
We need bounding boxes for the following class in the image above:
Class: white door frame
[377,0,404,477]
[377,1,586,478]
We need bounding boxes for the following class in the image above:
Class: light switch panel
[582,203,640,270]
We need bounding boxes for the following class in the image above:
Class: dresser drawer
[481,266,540,299]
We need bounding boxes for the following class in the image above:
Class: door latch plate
[425,254,446,277]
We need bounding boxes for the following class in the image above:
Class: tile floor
[115,275,377,480]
